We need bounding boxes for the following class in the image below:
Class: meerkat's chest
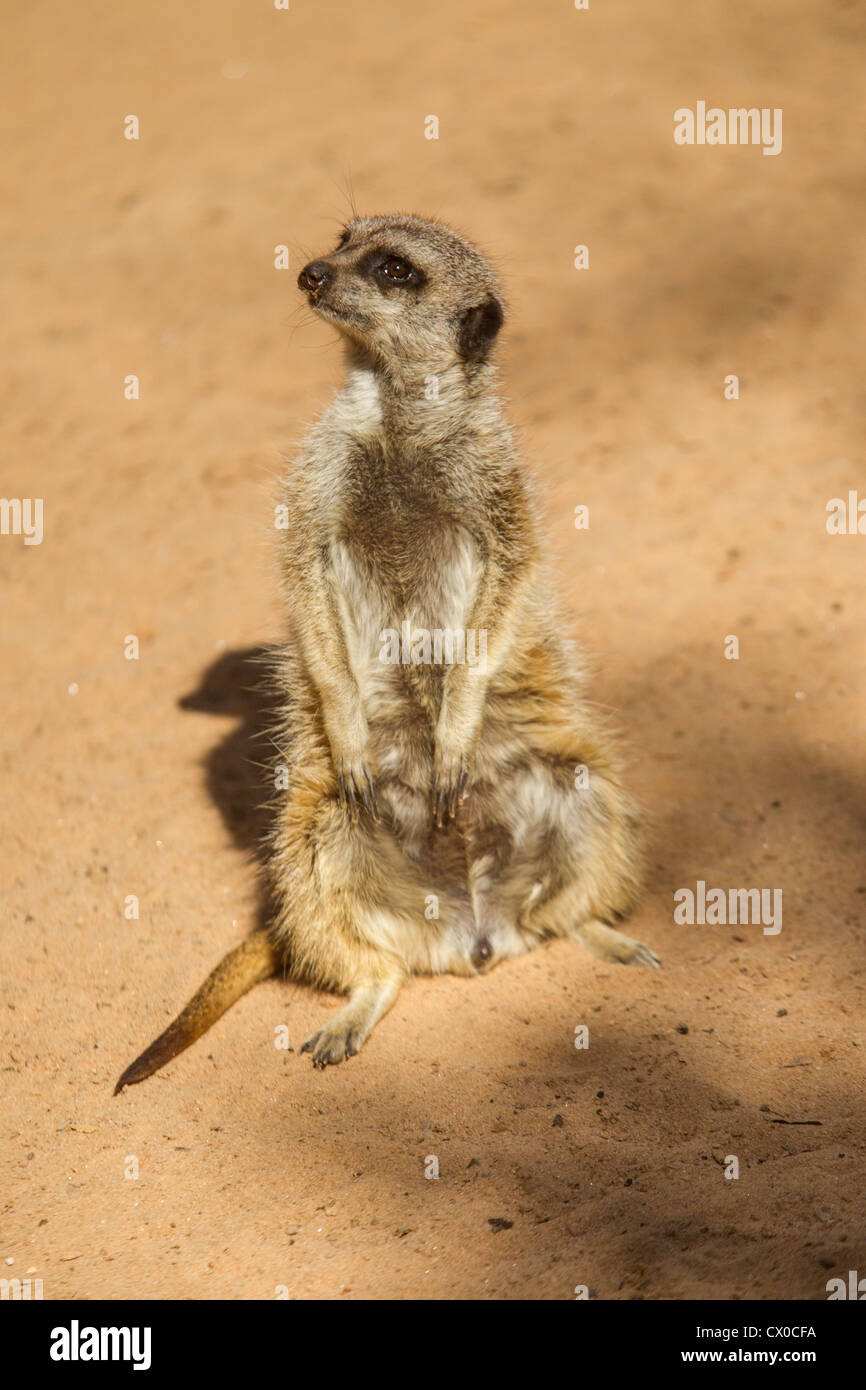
[329,525,483,700]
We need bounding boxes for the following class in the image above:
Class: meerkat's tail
[114,930,279,1093]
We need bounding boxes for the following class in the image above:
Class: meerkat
[115,213,657,1091]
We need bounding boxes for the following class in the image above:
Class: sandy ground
[2,0,865,1301]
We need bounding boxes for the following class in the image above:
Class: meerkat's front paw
[432,750,472,827]
[336,756,380,824]
[323,706,380,824]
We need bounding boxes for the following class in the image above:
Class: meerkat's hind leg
[571,918,661,969]
[300,973,404,1069]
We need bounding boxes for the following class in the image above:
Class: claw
[363,769,380,824]
[447,759,463,819]
[432,754,471,826]
[337,759,380,825]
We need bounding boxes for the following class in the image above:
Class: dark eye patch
[359,248,426,290]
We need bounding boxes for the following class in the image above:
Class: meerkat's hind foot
[572,918,661,969]
[300,1016,366,1068]
[300,975,403,1069]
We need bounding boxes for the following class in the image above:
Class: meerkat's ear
[456,295,504,359]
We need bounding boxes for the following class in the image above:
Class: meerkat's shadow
[179,645,282,924]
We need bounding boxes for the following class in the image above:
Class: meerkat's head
[297,214,504,375]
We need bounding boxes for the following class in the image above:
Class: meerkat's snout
[297,259,331,299]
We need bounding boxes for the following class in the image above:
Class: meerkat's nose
[297,260,331,293]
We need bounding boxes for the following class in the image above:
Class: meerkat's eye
[381,256,413,282]
[363,250,425,290]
